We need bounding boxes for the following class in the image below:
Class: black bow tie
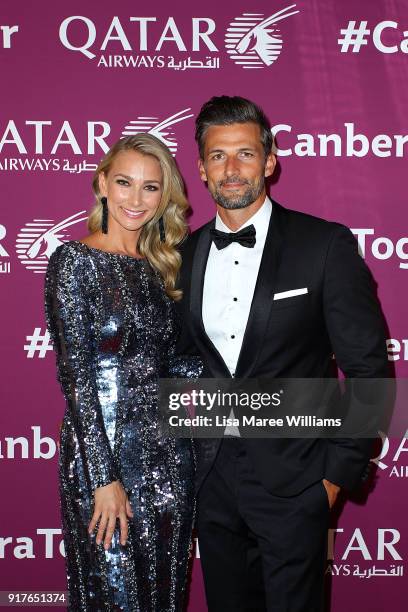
[210,224,256,250]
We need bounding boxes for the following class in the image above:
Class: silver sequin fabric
[44,241,202,612]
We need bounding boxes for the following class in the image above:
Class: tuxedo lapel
[234,202,285,378]
[190,220,232,378]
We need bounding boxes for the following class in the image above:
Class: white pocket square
[273,288,308,301]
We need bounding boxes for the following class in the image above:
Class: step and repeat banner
[0,1,407,610]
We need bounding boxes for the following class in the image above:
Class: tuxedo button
[231,334,235,339]
[234,260,239,265]
[233,297,238,302]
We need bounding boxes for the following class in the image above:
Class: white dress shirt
[202,197,273,435]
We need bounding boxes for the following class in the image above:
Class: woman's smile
[121,207,146,219]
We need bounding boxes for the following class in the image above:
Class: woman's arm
[45,244,132,548]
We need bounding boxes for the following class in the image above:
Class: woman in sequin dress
[45,134,201,611]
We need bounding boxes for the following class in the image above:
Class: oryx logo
[121,108,194,156]
[15,211,88,273]
[225,5,299,69]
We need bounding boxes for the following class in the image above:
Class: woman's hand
[88,481,134,550]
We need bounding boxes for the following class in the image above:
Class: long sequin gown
[44,241,202,612]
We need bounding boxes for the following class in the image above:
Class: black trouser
[197,438,329,612]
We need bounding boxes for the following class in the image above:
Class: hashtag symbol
[338,21,371,52]
[24,327,53,358]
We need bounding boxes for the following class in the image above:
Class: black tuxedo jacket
[175,201,389,496]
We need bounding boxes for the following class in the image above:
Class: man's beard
[210,174,265,210]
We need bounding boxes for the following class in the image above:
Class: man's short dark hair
[195,95,273,160]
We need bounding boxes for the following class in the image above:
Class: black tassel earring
[101,197,108,234]
[159,216,166,242]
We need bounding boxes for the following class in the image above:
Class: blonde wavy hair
[89,134,189,300]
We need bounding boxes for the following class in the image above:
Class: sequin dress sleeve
[45,244,118,490]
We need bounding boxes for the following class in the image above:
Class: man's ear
[264,153,276,178]
[198,158,207,182]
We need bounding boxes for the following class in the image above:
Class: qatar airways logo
[59,15,220,70]
[58,9,299,71]
[327,527,404,578]
[121,108,193,156]
[16,211,88,273]
[225,5,299,69]
[0,108,192,172]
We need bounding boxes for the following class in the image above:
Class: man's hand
[322,478,341,509]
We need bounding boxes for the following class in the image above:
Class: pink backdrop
[0,1,407,610]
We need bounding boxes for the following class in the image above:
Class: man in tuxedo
[176,96,388,611]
